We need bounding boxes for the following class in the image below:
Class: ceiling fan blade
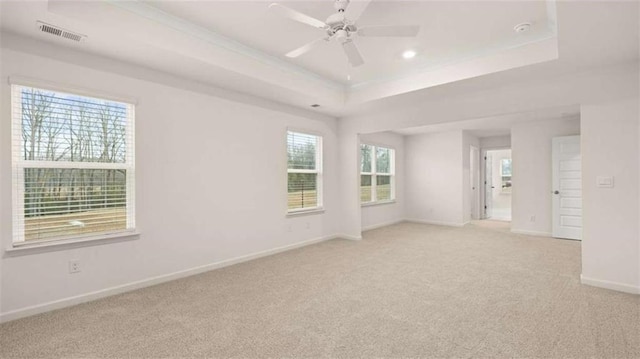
[344,0,372,23]
[286,37,329,58]
[358,25,420,37]
[269,3,327,29]
[342,40,364,67]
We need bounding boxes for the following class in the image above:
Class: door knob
[554,190,560,195]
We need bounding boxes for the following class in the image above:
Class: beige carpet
[1,222,639,358]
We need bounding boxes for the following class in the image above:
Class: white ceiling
[142,0,555,85]
[0,1,637,117]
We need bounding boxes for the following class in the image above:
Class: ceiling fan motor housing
[325,12,357,37]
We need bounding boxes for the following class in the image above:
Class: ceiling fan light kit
[270,0,421,67]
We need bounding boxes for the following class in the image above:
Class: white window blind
[287,131,322,212]
[11,84,136,244]
[360,144,395,203]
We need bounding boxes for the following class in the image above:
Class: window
[361,144,395,204]
[501,158,512,192]
[11,84,135,244]
[287,131,322,212]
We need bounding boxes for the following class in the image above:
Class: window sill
[286,208,325,217]
[361,200,396,208]
[4,231,140,257]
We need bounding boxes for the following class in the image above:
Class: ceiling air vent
[37,21,86,42]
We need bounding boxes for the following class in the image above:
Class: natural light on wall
[360,144,395,204]
[11,84,136,244]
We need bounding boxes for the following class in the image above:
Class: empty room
[0,0,639,358]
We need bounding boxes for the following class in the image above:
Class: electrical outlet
[530,215,536,222]
[306,222,310,230]
[69,260,80,274]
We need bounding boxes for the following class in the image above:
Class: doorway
[470,145,480,220]
[484,149,512,221]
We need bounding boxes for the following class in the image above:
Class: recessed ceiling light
[402,50,417,59]
[514,22,531,33]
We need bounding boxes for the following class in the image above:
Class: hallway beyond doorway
[484,149,512,221]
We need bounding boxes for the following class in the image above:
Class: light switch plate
[596,176,614,188]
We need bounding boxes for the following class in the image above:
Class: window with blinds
[11,84,136,244]
[287,131,322,212]
[361,144,395,204]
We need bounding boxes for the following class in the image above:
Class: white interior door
[552,135,582,240]
[484,153,493,218]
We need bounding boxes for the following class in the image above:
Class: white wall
[480,135,511,149]
[337,60,638,294]
[359,132,405,231]
[581,99,639,292]
[405,131,465,226]
[338,62,637,239]
[510,118,581,236]
[0,48,341,319]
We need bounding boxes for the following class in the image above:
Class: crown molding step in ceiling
[3,0,608,116]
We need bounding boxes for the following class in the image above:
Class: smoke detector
[37,21,86,42]
[514,22,532,33]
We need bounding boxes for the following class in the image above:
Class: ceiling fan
[269,0,420,67]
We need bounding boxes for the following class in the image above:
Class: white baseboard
[0,234,338,323]
[335,233,362,240]
[405,219,465,228]
[510,229,552,237]
[362,219,405,231]
[580,275,640,295]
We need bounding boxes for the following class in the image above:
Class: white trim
[104,0,342,91]
[362,219,405,231]
[361,200,396,208]
[286,208,325,217]
[580,275,640,295]
[10,84,137,244]
[359,143,396,204]
[8,76,138,105]
[11,85,25,243]
[6,231,140,255]
[359,140,397,152]
[0,234,339,323]
[335,233,362,241]
[405,219,466,227]
[510,229,552,237]
[286,130,323,213]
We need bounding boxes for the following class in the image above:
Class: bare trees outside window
[360,144,395,204]
[11,85,135,243]
[287,131,322,212]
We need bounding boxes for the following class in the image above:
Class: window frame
[360,143,396,205]
[10,81,137,248]
[286,129,323,215]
